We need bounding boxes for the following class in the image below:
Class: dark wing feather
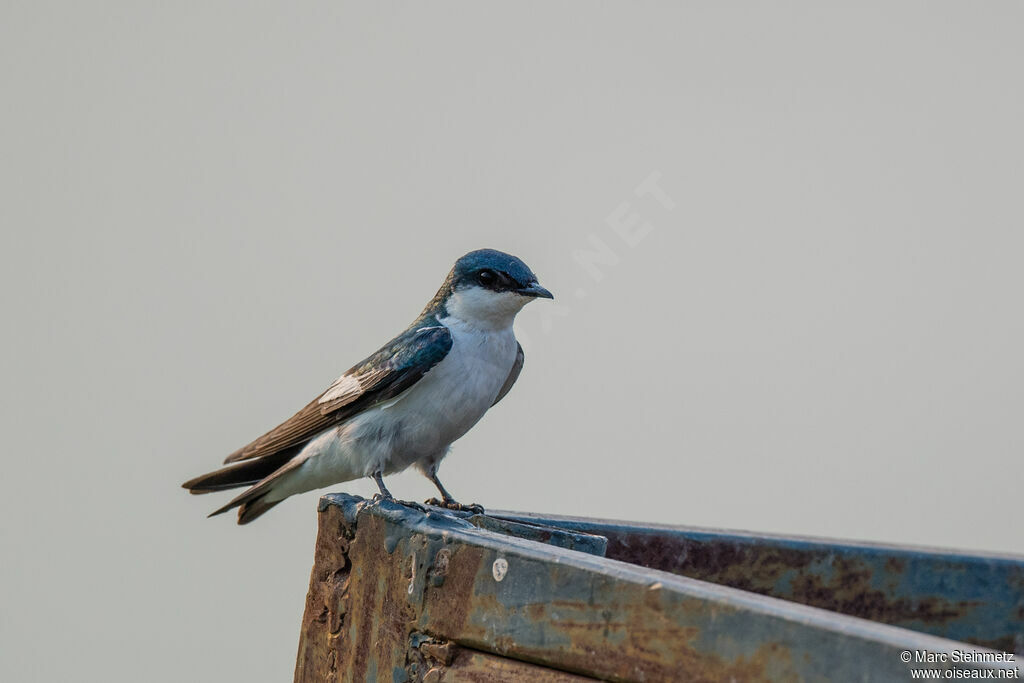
[491,342,524,406]
[223,326,453,464]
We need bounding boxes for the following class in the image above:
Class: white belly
[278,321,518,496]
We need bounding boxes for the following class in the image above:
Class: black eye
[477,269,496,286]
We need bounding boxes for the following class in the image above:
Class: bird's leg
[370,471,427,512]
[371,471,394,500]
[428,472,456,504]
[425,472,485,515]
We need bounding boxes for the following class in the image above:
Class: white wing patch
[319,374,363,407]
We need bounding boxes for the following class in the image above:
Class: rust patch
[345,512,419,681]
[420,640,456,666]
[295,503,355,683]
[603,531,979,629]
[885,556,907,574]
[438,646,600,681]
[422,543,487,636]
[422,561,793,682]
[404,634,458,682]
[426,546,452,588]
[604,531,815,592]
[787,555,976,625]
[296,503,426,682]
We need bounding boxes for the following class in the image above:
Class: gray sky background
[2,2,1022,681]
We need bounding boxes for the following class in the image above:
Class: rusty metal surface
[495,511,1024,654]
[408,632,598,682]
[465,514,607,557]
[296,494,1023,682]
[430,647,598,682]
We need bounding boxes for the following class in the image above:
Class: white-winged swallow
[183,249,553,523]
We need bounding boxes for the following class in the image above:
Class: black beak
[517,282,554,299]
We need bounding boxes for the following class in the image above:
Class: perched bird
[182,249,553,524]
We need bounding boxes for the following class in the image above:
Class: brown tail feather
[203,452,305,524]
[237,497,283,524]
[206,482,282,524]
[182,446,300,494]
[206,484,271,520]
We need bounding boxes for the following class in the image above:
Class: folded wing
[222,325,453,464]
[491,342,524,406]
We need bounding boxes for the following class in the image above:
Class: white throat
[442,285,529,331]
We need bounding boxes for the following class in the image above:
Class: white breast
[390,316,519,448]
[277,317,519,496]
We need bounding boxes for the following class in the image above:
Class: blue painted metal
[296,495,1024,682]
[465,513,607,556]
[496,511,1024,655]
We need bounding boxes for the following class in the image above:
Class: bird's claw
[424,497,485,515]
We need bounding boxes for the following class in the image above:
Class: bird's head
[430,249,553,329]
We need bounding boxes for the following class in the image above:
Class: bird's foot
[424,497,485,515]
[370,493,427,513]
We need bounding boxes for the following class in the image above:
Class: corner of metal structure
[296,493,1024,682]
